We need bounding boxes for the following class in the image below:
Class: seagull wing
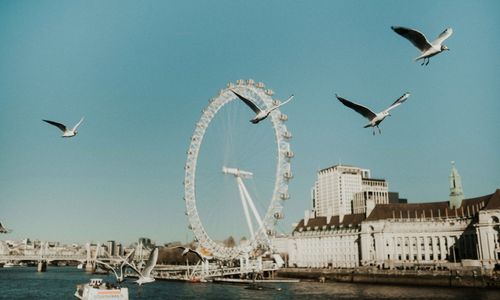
[43,120,67,132]
[384,92,411,112]
[72,117,85,131]
[391,26,432,51]
[141,248,158,277]
[232,90,261,114]
[275,94,294,109]
[336,94,377,121]
[431,27,453,46]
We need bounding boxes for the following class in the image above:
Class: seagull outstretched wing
[432,28,453,46]
[141,248,158,278]
[391,26,432,51]
[232,90,262,114]
[43,120,67,132]
[336,94,377,121]
[275,94,294,109]
[384,92,411,112]
[72,117,85,131]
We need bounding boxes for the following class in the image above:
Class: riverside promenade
[278,267,500,288]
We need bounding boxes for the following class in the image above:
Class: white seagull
[43,117,84,138]
[176,246,206,262]
[336,92,411,135]
[392,26,453,65]
[231,90,294,124]
[127,247,158,285]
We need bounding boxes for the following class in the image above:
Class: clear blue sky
[1,0,499,245]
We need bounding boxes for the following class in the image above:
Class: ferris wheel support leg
[240,179,264,230]
[237,177,255,240]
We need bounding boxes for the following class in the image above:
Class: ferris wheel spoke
[239,178,264,228]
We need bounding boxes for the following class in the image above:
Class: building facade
[287,164,500,269]
[288,190,500,269]
[353,178,389,214]
[313,165,371,218]
[288,211,363,268]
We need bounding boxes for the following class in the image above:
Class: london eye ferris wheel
[183,79,293,261]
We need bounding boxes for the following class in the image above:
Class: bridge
[0,241,137,272]
[152,259,280,281]
[0,254,87,264]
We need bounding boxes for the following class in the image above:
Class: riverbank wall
[277,268,500,288]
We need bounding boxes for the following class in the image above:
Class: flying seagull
[392,26,453,65]
[43,117,84,137]
[124,247,158,285]
[336,92,411,135]
[231,90,294,124]
[176,246,206,262]
[115,248,158,285]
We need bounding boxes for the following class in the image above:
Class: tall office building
[313,165,371,218]
[353,178,390,214]
[106,240,116,256]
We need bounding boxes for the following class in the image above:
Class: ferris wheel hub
[222,166,253,178]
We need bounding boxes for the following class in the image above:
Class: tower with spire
[449,161,464,209]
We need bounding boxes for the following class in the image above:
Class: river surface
[0,267,498,299]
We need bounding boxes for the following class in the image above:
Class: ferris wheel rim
[183,80,292,260]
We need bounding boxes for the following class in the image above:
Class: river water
[0,267,498,299]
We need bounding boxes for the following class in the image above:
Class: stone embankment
[278,268,500,288]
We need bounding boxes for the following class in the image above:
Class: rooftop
[293,189,500,232]
[366,189,499,221]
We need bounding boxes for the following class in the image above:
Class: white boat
[74,278,128,300]
[77,263,84,269]
[3,262,16,268]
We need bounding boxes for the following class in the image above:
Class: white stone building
[289,190,500,269]
[287,164,500,269]
[288,211,363,268]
